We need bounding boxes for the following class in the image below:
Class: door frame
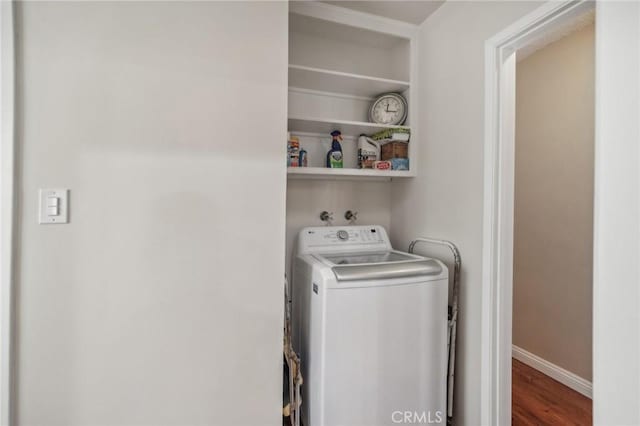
[480,1,595,424]
[0,1,16,425]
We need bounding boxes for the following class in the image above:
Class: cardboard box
[381,142,408,160]
[391,158,409,171]
[373,161,392,170]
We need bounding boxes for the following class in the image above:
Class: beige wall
[15,2,287,425]
[513,24,594,381]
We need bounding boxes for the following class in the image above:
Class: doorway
[480,1,596,424]
[511,17,594,425]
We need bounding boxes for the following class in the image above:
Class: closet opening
[481,1,596,424]
[512,12,595,425]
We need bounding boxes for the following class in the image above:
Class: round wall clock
[369,93,408,125]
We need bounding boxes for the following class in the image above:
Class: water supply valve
[344,210,358,224]
[320,211,334,226]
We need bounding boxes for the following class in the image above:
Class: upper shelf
[288,116,410,137]
[288,64,410,98]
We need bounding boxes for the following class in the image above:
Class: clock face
[369,94,407,125]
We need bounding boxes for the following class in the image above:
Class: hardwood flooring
[512,358,592,426]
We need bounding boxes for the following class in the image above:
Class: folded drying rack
[409,238,461,425]
[283,276,303,426]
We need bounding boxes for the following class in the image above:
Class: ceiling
[321,1,445,25]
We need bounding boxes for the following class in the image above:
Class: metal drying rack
[409,238,461,425]
[283,276,303,426]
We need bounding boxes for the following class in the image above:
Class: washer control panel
[297,225,391,254]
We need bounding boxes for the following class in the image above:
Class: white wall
[593,1,640,424]
[15,2,287,425]
[513,23,594,382]
[285,179,391,276]
[390,2,542,425]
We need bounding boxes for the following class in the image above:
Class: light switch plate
[39,189,69,224]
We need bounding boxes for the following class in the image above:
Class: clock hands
[385,101,398,113]
[385,102,398,113]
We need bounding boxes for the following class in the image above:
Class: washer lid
[323,251,413,265]
[316,251,443,281]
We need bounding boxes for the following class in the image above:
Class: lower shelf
[287,167,415,180]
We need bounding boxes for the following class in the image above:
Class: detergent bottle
[326,130,343,168]
[357,134,381,169]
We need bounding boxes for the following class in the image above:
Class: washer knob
[337,230,349,241]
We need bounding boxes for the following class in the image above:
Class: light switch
[47,197,59,207]
[39,189,69,224]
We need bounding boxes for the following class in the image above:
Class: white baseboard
[512,345,592,399]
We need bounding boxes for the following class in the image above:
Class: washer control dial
[337,230,349,241]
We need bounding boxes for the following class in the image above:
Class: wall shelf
[287,2,417,182]
[287,167,414,180]
[288,64,410,98]
[288,116,410,138]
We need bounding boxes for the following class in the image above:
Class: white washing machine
[292,225,448,426]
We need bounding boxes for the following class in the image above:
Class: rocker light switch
[47,196,59,207]
[39,189,69,224]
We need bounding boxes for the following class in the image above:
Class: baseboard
[512,345,592,399]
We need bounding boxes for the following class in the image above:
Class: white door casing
[0,1,15,425]
[481,1,595,424]
[0,1,16,426]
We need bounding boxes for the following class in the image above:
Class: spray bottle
[326,130,343,168]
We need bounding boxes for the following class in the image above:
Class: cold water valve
[344,210,358,224]
[320,211,334,226]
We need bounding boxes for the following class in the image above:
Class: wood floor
[512,359,592,426]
